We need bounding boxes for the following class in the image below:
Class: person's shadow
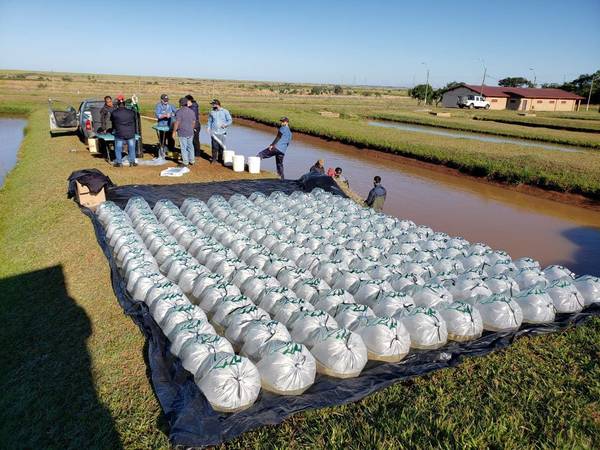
[0,265,122,449]
[559,227,600,276]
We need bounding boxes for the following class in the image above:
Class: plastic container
[223,150,235,165]
[247,156,261,174]
[233,155,245,172]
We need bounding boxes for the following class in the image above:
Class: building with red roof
[441,84,585,111]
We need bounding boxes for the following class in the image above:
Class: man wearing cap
[155,94,176,151]
[257,117,292,180]
[173,97,197,166]
[110,95,137,167]
[206,99,232,164]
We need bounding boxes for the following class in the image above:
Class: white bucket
[248,156,260,174]
[233,155,245,172]
[223,150,235,165]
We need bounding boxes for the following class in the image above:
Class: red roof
[463,84,584,100]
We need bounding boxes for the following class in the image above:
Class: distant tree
[409,83,434,104]
[333,85,343,95]
[498,77,534,88]
[559,70,600,104]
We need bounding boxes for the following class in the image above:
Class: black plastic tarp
[81,179,599,448]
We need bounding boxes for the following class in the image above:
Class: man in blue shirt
[206,99,232,164]
[257,117,292,180]
[154,94,176,152]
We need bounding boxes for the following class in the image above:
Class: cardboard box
[75,180,106,210]
[88,138,100,154]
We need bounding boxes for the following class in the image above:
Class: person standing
[185,95,201,157]
[257,116,292,180]
[173,97,197,166]
[99,95,114,133]
[365,176,387,211]
[206,99,232,164]
[110,95,137,167]
[154,94,176,152]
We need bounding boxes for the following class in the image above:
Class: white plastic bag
[370,291,415,318]
[294,278,331,303]
[546,279,584,313]
[438,301,483,341]
[353,279,393,307]
[475,294,523,331]
[272,298,314,327]
[513,288,556,323]
[310,328,368,378]
[333,303,376,330]
[167,319,216,357]
[399,307,448,349]
[353,317,410,362]
[256,286,296,313]
[179,334,234,373]
[160,304,207,336]
[573,275,600,306]
[197,282,241,313]
[224,306,270,347]
[195,353,261,413]
[409,283,453,309]
[211,295,254,330]
[255,341,316,395]
[290,309,339,348]
[241,320,292,361]
[312,289,355,314]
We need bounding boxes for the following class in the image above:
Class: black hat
[160,94,169,101]
[210,98,221,106]
[280,116,289,122]
[179,97,188,107]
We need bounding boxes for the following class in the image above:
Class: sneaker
[189,161,195,166]
[113,162,122,168]
[131,162,138,167]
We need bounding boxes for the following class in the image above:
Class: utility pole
[587,75,595,111]
[479,58,486,97]
[529,68,537,87]
[421,62,429,105]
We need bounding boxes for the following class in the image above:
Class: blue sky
[0,0,598,87]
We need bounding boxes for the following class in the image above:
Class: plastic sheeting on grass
[81,179,599,448]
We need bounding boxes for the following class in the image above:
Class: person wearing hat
[173,97,197,166]
[185,94,201,156]
[206,99,232,164]
[310,159,325,175]
[257,117,292,180]
[155,94,176,151]
[110,95,137,167]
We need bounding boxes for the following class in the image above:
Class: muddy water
[368,120,586,153]
[0,118,26,187]
[200,121,600,275]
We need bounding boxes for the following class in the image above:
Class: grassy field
[1,72,599,448]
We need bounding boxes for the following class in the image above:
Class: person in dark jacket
[309,159,325,175]
[185,95,201,157]
[99,95,114,133]
[365,176,386,211]
[110,95,137,167]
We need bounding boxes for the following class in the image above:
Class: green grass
[229,104,600,199]
[0,103,599,449]
[368,111,600,148]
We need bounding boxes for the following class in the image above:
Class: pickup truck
[457,95,490,109]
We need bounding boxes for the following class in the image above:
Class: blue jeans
[258,147,285,179]
[115,138,136,164]
[179,136,194,165]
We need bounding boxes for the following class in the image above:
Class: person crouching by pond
[334,167,349,187]
[110,95,137,167]
[207,99,232,164]
[173,97,197,167]
[185,94,201,157]
[365,176,386,211]
[310,159,325,175]
[257,116,292,180]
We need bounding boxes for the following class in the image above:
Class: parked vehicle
[457,95,491,109]
[48,98,143,150]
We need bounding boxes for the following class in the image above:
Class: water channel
[0,118,26,187]
[368,120,587,153]
[200,120,600,275]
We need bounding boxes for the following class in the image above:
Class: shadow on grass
[0,265,122,449]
